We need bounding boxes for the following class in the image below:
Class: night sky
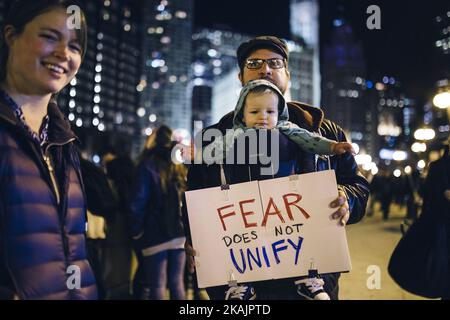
[195,0,449,106]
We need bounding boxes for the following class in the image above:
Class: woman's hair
[0,0,88,82]
[139,125,186,193]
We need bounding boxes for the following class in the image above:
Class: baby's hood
[233,79,289,129]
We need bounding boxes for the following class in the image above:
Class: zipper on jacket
[43,153,61,205]
[44,139,77,298]
[42,139,76,205]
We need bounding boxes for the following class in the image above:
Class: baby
[204,79,355,163]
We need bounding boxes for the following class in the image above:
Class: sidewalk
[339,203,429,300]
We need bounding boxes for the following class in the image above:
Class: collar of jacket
[216,101,325,133]
[0,99,78,145]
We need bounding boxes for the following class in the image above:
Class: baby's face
[243,91,278,129]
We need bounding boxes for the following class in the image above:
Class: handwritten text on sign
[185,170,351,288]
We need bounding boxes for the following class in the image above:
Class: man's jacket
[182,101,369,299]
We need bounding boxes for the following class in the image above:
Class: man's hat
[236,36,289,71]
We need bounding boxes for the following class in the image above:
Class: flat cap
[237,36,288,70]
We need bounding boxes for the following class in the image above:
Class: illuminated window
[175,11,187,19]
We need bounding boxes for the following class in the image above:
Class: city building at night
[434,9,450,56]
[140,0,193,143]
[321,16,377,158]
[191,28,250,127]
[290,0,321,106]
[59,0,143,157]
[191,27,317,128]
[285,41,315,106]
[369,77,417,167]
[431,9,450,143]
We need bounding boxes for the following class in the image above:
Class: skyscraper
[140,0,193,140]
[290,0,321,106]
[285,41,315,105]
[431,9,450,139]
[321,16,376,156]
[192,28,250,126]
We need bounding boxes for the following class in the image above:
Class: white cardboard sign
[185,170,351,288]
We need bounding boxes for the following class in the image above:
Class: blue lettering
[247,247,262,271]
[271,239,288,264]
[287,236,304,265]
[262,246,271,267]
[230,248,246,273]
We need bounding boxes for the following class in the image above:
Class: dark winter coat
[130,156,185,249]
[0,100,97,300]
[183,101,370,299]
[422,155,450,221]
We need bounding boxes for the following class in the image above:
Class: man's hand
[331,142,356,156]
[444,189,450,201]
[329,189,350,226]
[185,241,197,274]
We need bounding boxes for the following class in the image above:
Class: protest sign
[185,170,351,288]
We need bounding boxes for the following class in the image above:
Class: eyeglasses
[245,58,286,70]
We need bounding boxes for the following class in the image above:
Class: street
[340,202,430,300]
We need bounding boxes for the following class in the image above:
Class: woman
[130,125,187,300]
[0,1,97,299]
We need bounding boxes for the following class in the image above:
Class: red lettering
[239,199,257,228]
[217,204,235,231]
[262,197,285,227]
[283,193,311,220]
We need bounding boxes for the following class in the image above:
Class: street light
[414,128,435,141]
[433,91,450,109]
[411,142,427,153]
[355,154,372,166]
[417,159,426,170]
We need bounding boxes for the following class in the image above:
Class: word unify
[217,193,311,231]
[230,236,304,273]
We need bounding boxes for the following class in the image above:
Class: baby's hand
[331,142,356,155]
[444,190,450,201]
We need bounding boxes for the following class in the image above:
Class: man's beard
[259,76,274,83]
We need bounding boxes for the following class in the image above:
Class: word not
[222,231,258,247]
[217,193,311,231]
[230,236,304,273]
[274,223,304,236]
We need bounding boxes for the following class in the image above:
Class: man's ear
[3,25,17,48]
[285,68,291,80]
[238,71,244,85]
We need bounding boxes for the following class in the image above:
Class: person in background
[130,125,187,300]
[104,155,135,299]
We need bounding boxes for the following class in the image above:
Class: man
[183,36,369,300]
